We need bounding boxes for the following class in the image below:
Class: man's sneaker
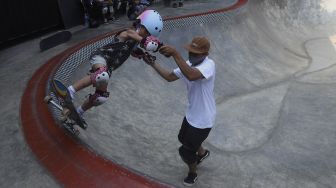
[197,150,210,165]
[183,172,198,186]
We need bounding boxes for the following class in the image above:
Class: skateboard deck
[44,79,87,135]
[39,31,72,51]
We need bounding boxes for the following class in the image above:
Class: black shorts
[178,117,211,153]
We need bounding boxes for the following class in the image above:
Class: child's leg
[78,98,92,113]
[67,74,91,101]
[68,55,107,99]
[76,83,109,116]
[72,75,92,92]
[70,54,109,116]
[76,69,109,116]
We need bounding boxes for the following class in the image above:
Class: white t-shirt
[173,57,216,129]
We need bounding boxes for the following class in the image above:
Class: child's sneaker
[76,106,84,117]
[76,106,88,129]
[197,150,210,165]
[67,86,76,101]
[183,172,198,186]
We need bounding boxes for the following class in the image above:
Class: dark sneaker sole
[197,150,210,165]
[183,177,198,187]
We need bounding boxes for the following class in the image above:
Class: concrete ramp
[71,0,336,187]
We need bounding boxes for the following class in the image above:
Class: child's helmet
[137,10,163,37]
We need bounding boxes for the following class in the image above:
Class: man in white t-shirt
[144,36,216,186]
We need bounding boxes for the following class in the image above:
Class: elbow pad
[140,36,162,52]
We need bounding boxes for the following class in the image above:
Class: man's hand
[159,45,177,58]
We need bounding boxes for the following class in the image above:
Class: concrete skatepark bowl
[21,0,336,187]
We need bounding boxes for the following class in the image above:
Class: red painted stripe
[21,51,170,188]
[20,1,247,187]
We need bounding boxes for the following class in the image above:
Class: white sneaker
[67,86,76,101]
[76,106,84,117]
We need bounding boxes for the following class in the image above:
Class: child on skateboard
[67,10,163,119]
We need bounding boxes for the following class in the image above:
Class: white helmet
[137,10,163,37]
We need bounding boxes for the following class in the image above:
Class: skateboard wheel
[60,116,67,122]
[64,123,80,136]
[62,108,71,117]
[44,95,52,103]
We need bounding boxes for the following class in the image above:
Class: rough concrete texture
[0,12,134,188]
[1,0,238,186]
[74,1,336,187]
[1,0,336,187]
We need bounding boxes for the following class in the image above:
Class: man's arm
[159,46,204,81]
[149,62,179,82]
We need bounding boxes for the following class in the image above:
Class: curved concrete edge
[20,0,248,187]
[20,31,171,188]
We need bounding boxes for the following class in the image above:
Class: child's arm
[118,29,143,42]
[118,29,163,52]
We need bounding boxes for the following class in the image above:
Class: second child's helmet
[137,10,163,37]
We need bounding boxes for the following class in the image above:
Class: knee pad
[90,66,110,86]
[140,36,162,52]
[178,145,197,165]
[95,71,109,85]
[89,55,107,67]
[89,90,110,106]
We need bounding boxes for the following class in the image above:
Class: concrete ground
[1,0,336,187]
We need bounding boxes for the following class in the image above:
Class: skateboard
[44,79,87,135]
[39,30,72,51]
